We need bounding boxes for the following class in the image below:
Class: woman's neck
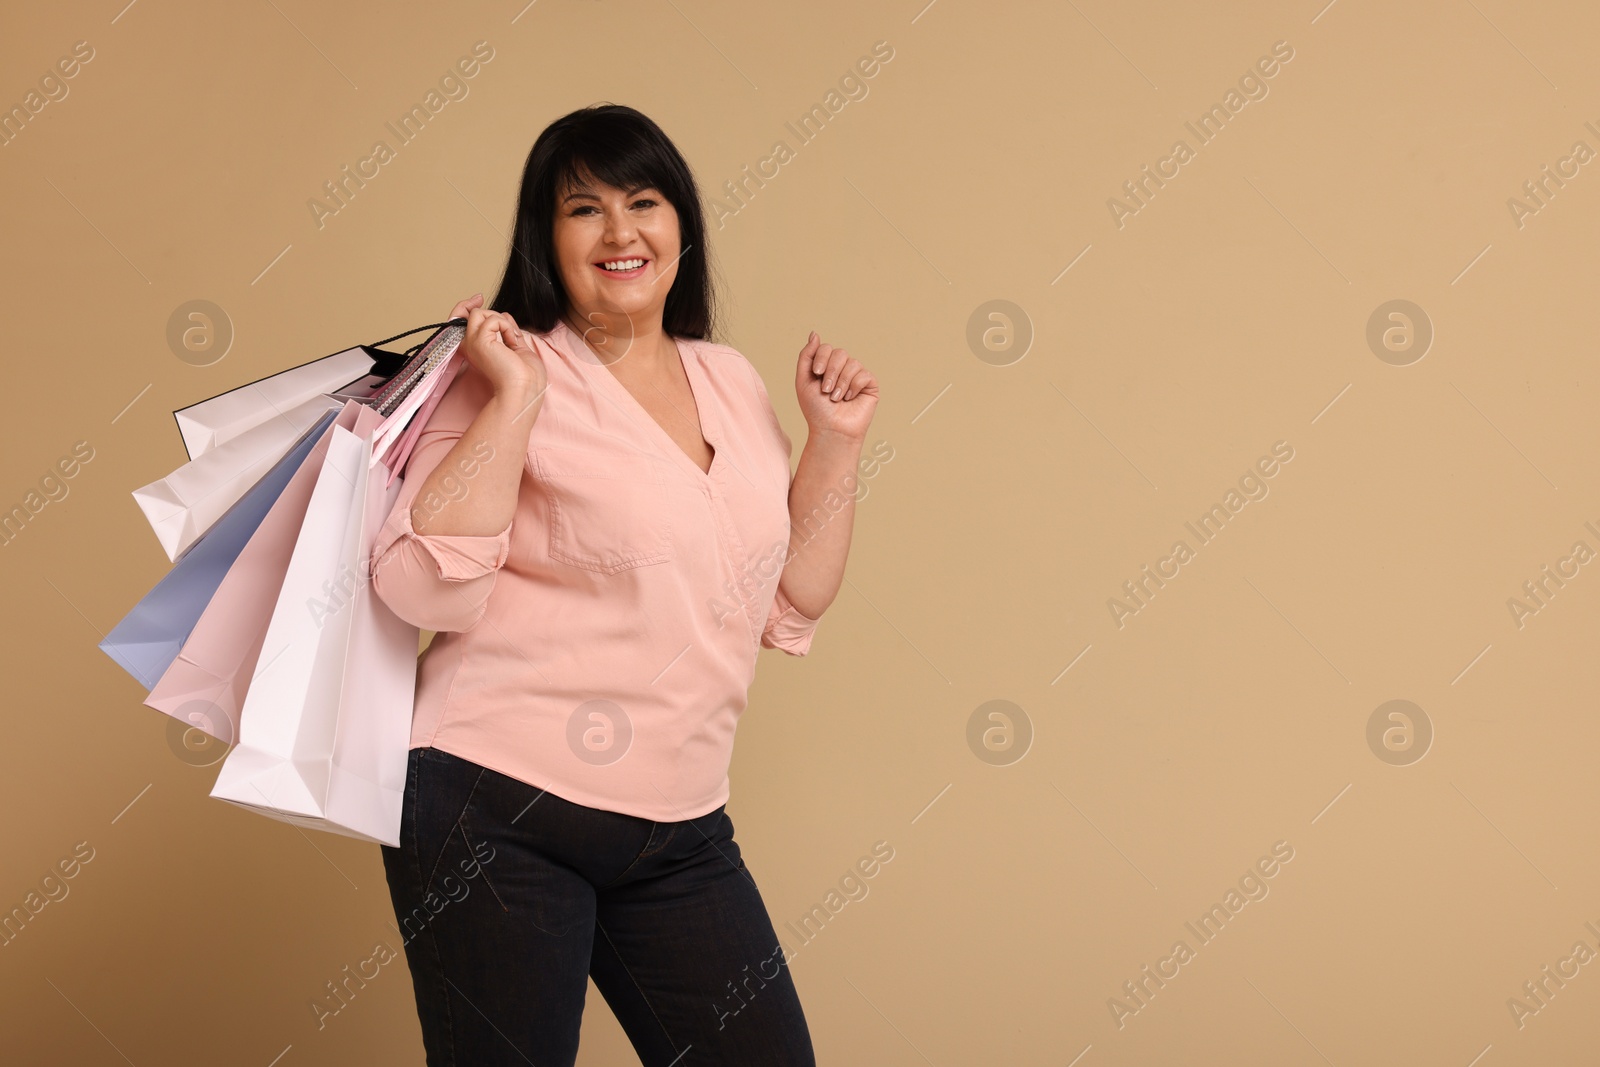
[563,312,673,372]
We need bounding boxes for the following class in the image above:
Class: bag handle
[367,318,467,349]
[361,318,468,378]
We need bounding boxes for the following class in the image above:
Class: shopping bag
[134,393,341,562]
[141,319,466,561]
[209,403,418,846]
[142,401,365,744]
[172,320,459,460]
[369,320,466,476]
[366,320,464,417]
[174,348,376,461]
[98,407,341,690]
[379,353,465,483]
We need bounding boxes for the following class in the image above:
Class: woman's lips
[594,260,648,279]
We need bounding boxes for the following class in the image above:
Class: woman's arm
[368,299,547,633]
[369,422,514,634]
[407,387,542,539]
[769,329,881,623]
[410,297,547,539]
[774,428,864,620]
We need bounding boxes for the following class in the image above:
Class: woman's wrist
[803,425,866,457]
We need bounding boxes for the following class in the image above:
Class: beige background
[3,0,1598,1063]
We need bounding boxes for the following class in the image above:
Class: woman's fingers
[797,331,875,402]
[498,310,523,340]
[795,331,823,391]
[844,366,875,401]
[485,310,523,350]
[465,308,502,361]
[827,360,863,400]
[831,361,863,400]
[455,305,544,397]
[450,292,484,320]
[801,332,822,359]
[819,347,853,394]
[469,307,514,349]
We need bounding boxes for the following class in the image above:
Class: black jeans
[381,746,816,1066]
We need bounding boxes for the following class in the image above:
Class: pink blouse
[368,319,820,822]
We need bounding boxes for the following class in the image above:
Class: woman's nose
[603,209,635,243]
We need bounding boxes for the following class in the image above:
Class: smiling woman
[369,102,879,1066]
[488,109,716,343]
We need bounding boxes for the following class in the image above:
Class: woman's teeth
[601,259,645,271]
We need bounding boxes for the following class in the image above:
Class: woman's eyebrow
[562,185,654,204]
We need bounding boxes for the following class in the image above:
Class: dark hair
[489,104,717,342]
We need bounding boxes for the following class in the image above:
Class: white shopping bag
[174,347,377,460]
[134,393,342,562]
[209,404,418,846]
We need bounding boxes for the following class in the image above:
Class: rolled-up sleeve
[368,368,514,634]
[761,582,820,656]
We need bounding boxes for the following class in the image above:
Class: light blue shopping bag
[98,408,341,689]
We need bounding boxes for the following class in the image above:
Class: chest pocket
[532,446,674,574]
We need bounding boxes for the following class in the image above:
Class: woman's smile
[593,255,651,280]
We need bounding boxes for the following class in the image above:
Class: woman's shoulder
[683,335,765,391]
[682,333,744,360]
[528,321,574,361]
[418,324,560,431]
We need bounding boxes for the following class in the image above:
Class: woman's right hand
[450,293,546,402]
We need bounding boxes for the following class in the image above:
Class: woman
[371,103,878,1065]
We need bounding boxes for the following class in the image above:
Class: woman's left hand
[794,331,879,441]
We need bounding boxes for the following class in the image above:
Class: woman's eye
[632,198,656,209]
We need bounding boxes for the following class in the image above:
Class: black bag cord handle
[361,317,469,373]
[367,317,468,351]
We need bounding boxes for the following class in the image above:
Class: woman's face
[552,172,681,340]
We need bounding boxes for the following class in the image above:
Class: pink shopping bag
[208,403,419,845]
[143,401,365,746]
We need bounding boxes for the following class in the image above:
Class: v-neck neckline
[555,319,719,481]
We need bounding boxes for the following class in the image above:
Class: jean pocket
[456,772,587,936]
